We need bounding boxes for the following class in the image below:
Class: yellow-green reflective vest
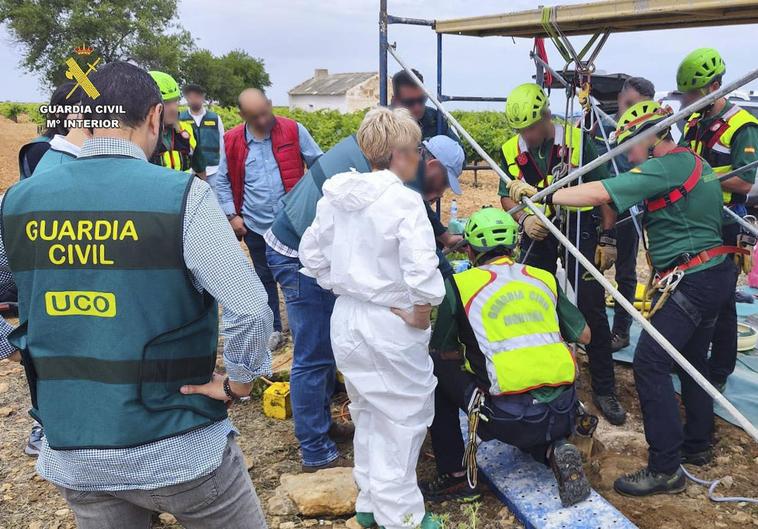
[153,121,198,173]
[501,123,591,214]
[682,105,758,205]
[453,257,576,395]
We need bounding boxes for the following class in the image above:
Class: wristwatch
[223,376,245,402]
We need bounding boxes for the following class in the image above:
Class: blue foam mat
[460,414,637,529]
[608,288,758,429]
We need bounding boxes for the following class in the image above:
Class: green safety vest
[1,157,227,449]
[501,123,592,213]
[682,105,758,205]
[32,148,76,176]
[453,257,576,395]
[180,109,220,166]
[18,136,50,180]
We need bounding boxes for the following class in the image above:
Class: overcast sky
[1,0,757,109]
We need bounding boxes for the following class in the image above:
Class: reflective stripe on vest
[179,110,220,166]
[453,257,576,395]
[501,124,591,213]
[155,122,197,173]
[1,158,227,449]
[683,105,758,205]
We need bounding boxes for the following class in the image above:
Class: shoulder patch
[630,167,642,173]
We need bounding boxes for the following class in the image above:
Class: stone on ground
[279,467,358,517]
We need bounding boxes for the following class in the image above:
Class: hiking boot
[24,422,44,457]
[268,331,285,352]
[593,393,627,426]
[610,333,630,352]
[329,422,355,443]
[355,512,376,528]
[613,467,686,497]
[549,440,591,507]
[301,455,352,474]
[419,472,482,502]
[681,448,713,466]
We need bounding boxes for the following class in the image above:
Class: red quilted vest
[224,116,305,213]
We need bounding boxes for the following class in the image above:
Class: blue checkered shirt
[0,138,273,491]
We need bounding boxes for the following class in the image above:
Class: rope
[680,465,758,504]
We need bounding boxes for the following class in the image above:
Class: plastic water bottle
[450,199,458,222]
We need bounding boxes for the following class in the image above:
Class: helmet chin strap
[648,136,665,159]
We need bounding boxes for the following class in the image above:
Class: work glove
[594,230,617,272]
[735,232,756,275]
[390,304,433,330]
[507,179,539,203]
[520,213,549,241]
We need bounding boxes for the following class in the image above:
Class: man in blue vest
[265,132,463,472]
[0,61,273,528]
[180,83,225,182]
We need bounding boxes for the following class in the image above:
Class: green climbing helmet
[464,207,519,253]
[615,100,671,145]
[676,48,726,92]
[149,70,181,102]
[505,83,549,130]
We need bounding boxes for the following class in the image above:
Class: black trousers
[520,211,615,396]
[708,221,740,385]
[429,355,575,475]
[612,214,640,337]
[633,258,736,474]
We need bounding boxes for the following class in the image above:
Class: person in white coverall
[299,107,445,529]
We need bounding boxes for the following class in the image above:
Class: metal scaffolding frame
[379,1,758,442]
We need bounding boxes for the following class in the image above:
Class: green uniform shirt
[602,150,724,273]
[498,130,610,197]
[430,272,587,402]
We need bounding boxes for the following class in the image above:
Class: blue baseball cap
[423,136,465,195]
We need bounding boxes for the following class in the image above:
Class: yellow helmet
[615,100,672,144]
[506,83,549,130]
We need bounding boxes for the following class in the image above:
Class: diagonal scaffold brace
[386,43,758,443]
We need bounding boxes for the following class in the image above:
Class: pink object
[749,244,758,288]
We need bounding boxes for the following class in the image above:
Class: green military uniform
[603,150,724,274]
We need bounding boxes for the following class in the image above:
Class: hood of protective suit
[321,170,401,212]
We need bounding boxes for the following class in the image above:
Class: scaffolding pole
[386,44,758,443]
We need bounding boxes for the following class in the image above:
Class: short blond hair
[357,107,421,169]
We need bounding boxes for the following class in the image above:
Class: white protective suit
[299,169,445,529]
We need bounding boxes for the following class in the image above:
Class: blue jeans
[266,245,338,467]
[244,231,282,332]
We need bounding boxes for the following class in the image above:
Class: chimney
[314,68,328,79]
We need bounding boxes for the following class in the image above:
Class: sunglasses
[399,95,428,107]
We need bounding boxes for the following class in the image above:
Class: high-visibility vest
[179,109,220,166]
[682,105,758,205]
[452,257,576,395]
[151,121,198,172]
[2,157,226,449]
[501,123,592,214]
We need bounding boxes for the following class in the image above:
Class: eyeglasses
[399,95,428,107]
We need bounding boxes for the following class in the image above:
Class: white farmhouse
[288,69,389,113]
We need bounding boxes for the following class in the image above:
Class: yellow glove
[390,304,433,330]
[594,230,617,272]
[507,179,539,203]
[520,214,549,241]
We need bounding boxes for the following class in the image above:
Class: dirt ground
[0,116,757,529]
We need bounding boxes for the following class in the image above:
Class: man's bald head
[237,88,274,135]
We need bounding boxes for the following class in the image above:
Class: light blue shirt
[212,121,322,235]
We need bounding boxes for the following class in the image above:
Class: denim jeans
[265,245,339,467]
[244,230,282,332]
[520,211,615,396]
[633,258,736,474]
[57,436,266,529]
[612,215,640,337]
